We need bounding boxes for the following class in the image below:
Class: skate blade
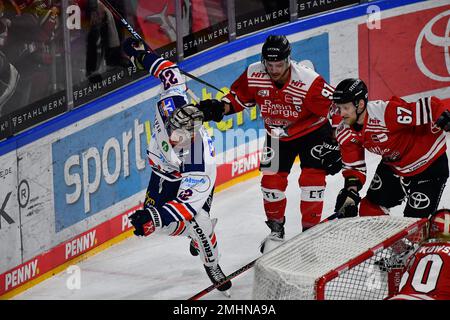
[261,238,284,254]
[220,289,231,298]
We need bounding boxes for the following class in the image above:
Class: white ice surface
[14,138,450,300]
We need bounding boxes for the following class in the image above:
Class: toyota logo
[408,192,431,210]
[261,146,275,164]
[311,144,323,160]
[369,173,382,191]
[415,10,450,82]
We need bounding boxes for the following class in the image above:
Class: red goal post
[253,217,428,300]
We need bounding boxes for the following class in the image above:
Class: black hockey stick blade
[188,259,256,300]
[188,212,341,300]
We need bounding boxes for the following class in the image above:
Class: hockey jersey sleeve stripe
[248,83,274,88]
[154,61,175,78]
[162,204,185,222]
[231,90,252,109]
[149,58,164,75]
[424,97,432,124]
[416,98,432,125]
[343,159,366,167]
[285,85,307,95]
[248,79,272,84]
[337,130,352,145]
[284,88,306,98]
[366,124,389,130]
[393,133,446,173]
[170,221,186,236]
[167,201,195,220]
[343,165,366,173]
[174,199,197,217]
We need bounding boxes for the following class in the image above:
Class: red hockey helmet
[429,209,450,240]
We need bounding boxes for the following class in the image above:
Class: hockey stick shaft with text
[98,0,224,95]
[188,212,341,300]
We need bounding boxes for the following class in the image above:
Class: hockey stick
[187,211,342,300]
[98,0,225,94]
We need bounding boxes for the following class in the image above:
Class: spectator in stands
[78,0,129,83]
[1,0,62,114]
[0,0,19,117]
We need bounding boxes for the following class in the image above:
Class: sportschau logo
[415,10,450,82]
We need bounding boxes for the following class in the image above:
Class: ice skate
[260,218,285,254]
[204,264,232,298]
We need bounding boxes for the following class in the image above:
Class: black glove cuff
[344,177,363,191]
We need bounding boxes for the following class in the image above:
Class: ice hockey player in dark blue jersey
[122,38,231,296]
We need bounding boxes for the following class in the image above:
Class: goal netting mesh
[252,216,427,300]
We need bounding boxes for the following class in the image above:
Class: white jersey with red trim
[336,96,448,184]
[222,61,336,141]
[394,241,450,300]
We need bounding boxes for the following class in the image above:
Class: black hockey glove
[334,177,362,218]
[320,139,342,175]
[197,99,225,122]
[435,110,450,132]
[335,188,360,218]
[122,37,142,58]
[129,207,162,237]
[122,37,147,70]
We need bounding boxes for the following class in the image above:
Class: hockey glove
[129,207,162,237]
[320,140,342,175]
[122,38,147,70]
[122,37,142,58]
[435,110,450,132]
[335,188,360,218]
[197,99,226,122]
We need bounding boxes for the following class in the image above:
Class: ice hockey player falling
[121,37,232,297]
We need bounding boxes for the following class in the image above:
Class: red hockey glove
[129,207,162,237]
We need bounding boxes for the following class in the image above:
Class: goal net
[252,216,428,300]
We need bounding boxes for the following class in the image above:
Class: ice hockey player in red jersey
[196,35,342,253]
[332,78,450,219]
[121,37,231,296]
[389,208,450,300]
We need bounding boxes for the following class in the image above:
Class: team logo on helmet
[408,192,430,210]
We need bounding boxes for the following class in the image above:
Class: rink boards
[0,0,449,298]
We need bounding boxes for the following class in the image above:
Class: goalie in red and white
[332,78,450,219]
[389,208,450,300]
